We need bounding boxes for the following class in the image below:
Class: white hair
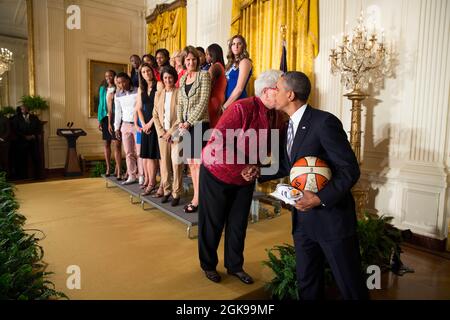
[254,69,283,97]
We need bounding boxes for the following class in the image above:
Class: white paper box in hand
[269,184,303,205]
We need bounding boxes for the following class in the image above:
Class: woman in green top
[98,70,116,176]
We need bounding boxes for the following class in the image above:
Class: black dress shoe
[171,197,180,207]
[204,270,221,283]
[161,194,170,203]
[227,270,254,284]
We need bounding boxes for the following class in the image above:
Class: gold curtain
[146,6,187,55]
[230,0,319,95]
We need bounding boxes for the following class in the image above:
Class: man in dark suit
[0,113,10,174]
[11,105,43,179]
[258,71,368,300]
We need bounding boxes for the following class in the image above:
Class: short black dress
[100,87,117,141]
[140,85,160,159]
[101,113,118,141]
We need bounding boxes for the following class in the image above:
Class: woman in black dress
[135,63,161,196]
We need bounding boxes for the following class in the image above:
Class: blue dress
[136,118,142,145]
[225,65,252,100]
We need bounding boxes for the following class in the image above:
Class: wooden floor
[15,178,450,300]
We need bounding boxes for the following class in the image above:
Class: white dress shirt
[290,103,308,137]
[114,88,138,130]
[163,91,173,130]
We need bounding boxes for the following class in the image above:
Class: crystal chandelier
[329,14,388,92]
[0,48,14,79]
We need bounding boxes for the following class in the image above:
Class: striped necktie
[286,119,294,160]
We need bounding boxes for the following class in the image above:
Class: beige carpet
[16,178,292,300]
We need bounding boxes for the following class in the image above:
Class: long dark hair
[138,63,156,92]
[206,43,225,67]
[225,35,251,71]
[142,54,157,69]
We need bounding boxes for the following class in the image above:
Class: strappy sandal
[184,203,198,213]
[151,192,164,198]
[151,184,164,198]
[141,185,157,196]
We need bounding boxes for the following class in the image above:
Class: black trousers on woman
[198,165,255,273]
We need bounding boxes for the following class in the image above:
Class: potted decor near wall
[20,95,49,116]
[0,172,67,299]
[0,106,15,118]
[263,212,411,300]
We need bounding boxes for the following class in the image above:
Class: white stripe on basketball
[305,156,316,166]
[305,174,318,193]
[290,166,332,179]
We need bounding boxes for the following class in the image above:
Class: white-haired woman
[198,70,283,284]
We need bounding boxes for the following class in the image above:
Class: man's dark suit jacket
[260,105,360,241]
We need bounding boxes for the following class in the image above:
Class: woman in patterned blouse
[177,46,211,213]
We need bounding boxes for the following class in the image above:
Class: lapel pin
[302,126,306,129]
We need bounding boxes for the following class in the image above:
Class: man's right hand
[115,130,121,141]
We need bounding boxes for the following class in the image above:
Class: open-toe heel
[141,185,156,196]
[184,203,198,213]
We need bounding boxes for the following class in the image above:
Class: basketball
[290,156,332,193]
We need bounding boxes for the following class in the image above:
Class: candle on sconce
[343,34,349,44]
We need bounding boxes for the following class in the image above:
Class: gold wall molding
[26,0,35,96]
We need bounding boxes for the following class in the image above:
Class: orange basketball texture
[290,156,332,193]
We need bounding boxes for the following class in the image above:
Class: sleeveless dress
[225,64,253,100]
[208,63,227,128]
[140,84,160,159]
[99,86,117,140]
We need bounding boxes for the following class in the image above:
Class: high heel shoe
[141,185,157,196]
[184,203,198,213]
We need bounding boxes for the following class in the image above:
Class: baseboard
[46,168,65,177]
[404,232,447,252]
